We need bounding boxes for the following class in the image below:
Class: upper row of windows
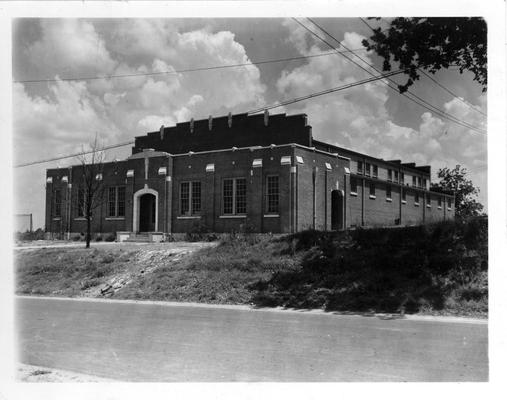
[350,178,452,208]
[356,161,428,189]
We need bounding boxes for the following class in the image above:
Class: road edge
[15,295,488,325]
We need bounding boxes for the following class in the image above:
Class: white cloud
[276,25,487,207]
[27,20,117,78]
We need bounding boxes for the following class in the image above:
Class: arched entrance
[331,190,344,230]
[133,188,158,233]
[139,194,156,232]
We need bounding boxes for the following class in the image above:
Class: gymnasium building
[45,112,455,240]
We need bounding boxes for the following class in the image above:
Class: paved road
[17,296,488,381]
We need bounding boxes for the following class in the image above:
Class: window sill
[219,215,247,219]
[438,206,442,210]
[177,216,201,220]
[350,192,358,196]
[386,198,392,202]
[105,217,125,220]
[401,200,407,204]
[52,217,61,221]
[414,203,420,207]
[447,207,452,211]
[369,195,376,199]
[426,205,431,208]
[263,214,280,218]
[74,217,88,221]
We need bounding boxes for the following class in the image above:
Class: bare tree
[76,137,106,248]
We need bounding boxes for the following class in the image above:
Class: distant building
[45,112,454,240]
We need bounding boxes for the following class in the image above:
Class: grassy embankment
[15,218,487,316]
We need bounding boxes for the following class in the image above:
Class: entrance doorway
[139,193,156,232]
[331,190,344,230]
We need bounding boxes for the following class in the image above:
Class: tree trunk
[86,215,91,248]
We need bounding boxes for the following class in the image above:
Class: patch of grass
[16,219,488,317]
[251,219,488,316]
[115,236,299,304]
[15,247,127,296]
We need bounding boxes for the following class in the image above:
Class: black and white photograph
[1,0,506,398]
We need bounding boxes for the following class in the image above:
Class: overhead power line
[297,18,486,135]
[14,48,368,84]
[359,17,487,118]
[14,69,403,169]
[247,69,404,114]
[304,17,486,134]
[13,140,135,168]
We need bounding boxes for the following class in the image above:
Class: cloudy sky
[12,18,487,229]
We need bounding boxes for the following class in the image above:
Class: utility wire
[297,18,485,134]
[13,140,135,168]
[418,70,487,117]
[14,69,403,169]
[359,17,487,117]
[305,17,486,134]
[247,69,404,114]
[14,48,368,84]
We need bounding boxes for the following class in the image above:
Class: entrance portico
[133,187,159,233]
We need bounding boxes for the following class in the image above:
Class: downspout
[312,167,316,229]
[399,168,402,226]
[422,189,426,224]
[361,164,365,226]
[67,167,72,239]
[324,169,328,230]
[165,156,169,235]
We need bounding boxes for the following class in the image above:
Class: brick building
[45,112,455,240]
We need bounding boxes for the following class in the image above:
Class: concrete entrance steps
[117,232,165,243]
[124,233,151,243]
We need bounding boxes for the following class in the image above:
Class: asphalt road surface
[16,296,488,381]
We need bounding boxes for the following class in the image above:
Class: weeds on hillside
[251,219,487,316]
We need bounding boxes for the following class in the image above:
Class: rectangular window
[386,184,392,199]
[387,169,392,182]
[401,188,406,202]
[350,177,358,194]
[223,179,234,214]
[369,182,376,198]
[223,178,247,215]
[394,171,399,183]
[54,189,62,217]
[266,176,279,213]
[418,177,422,188]
[235,178,247,214]
[191,182,201,214]
[400,172,405,185]
[412,176,417,187]
[108,186,126,217]
[117,187,125,217]
[180,182,190,215]
[77,187,85,217]
[365,162,371,176]
[438,197,442,207]
[357,161,363,175]
[372,165,378,178]
[448,198,452,208]
[422,178,427,189]
[108,187,116,217]
[415,192,419,205]
[180,181,201,215]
